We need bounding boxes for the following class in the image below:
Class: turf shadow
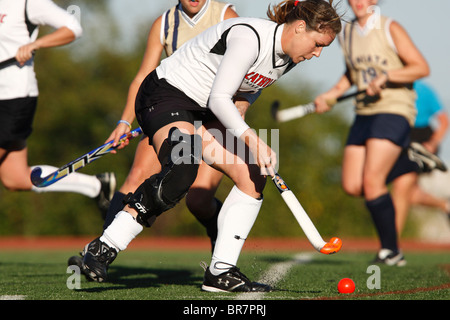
[77,266,202,293]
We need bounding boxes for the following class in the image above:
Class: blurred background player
[0,0,115,213]
[392,80,449,234]
[315,0,430,266]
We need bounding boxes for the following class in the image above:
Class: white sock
[30,165,101,198]
[100,211,143,251]
[210,185,262,276]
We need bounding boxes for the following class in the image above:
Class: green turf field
[0,248,448,303]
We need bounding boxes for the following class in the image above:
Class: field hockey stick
[0,51,37,69]
[272,172,342,254]
[31,127,143,187]
[0,57,17,69]
[271,89,366,123]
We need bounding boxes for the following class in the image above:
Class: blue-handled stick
[31,127,143,187]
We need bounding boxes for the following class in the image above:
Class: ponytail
[267,0,342,35]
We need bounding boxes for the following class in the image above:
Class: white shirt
[156,17,295,138]
[0,0,82,99]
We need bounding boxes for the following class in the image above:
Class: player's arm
[425,112,449,153]
[208,26,257,137]
[224,6,239,19]
[109,15,165,147]
[367,21,430,96]
[208,26,276,173]
[16,0,82,65]
[16,27,76,65]
[314,72,352,113]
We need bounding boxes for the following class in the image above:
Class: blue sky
[109,0,450,161]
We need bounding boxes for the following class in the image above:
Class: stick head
[319,237,342,254]
[30,167,44,187]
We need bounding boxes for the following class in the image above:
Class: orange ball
[338,278,355,294]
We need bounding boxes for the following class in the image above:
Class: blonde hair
[267,0,342,35]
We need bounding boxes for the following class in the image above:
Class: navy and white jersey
[0,0,82,100]
[160,0,235,57]
[339,16,416,125]
[156,17,296,137]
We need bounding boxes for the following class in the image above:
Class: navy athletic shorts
[346,113,411,148]
[410,126,433,144]
[135,70,217,141]
[0,97,38,150]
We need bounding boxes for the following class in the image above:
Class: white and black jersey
[0,0,82,100]
[156,17,296,137]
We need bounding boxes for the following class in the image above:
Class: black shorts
[135,70,217,141]
[0,97,38,150]
[386,151,418,183]
[346,113,411,148]
[410,126,433,144]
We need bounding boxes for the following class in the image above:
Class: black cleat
[68,253,83,270]
[82,237,117,282]
[201,263,272,293]
[407,142,447,173]
[68,249,94,280]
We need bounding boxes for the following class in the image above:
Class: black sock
[103,191,126,230]
[196,198,222,240]
[365,193,399,253]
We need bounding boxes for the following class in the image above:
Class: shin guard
[124,127,202,227]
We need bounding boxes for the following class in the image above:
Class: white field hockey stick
[272,172,342,254]
[31,127,143,187]
[271,90,366,123]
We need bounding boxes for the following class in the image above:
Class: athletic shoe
[407,142,447,173]
[373,249,407,267]
[82,237,118,282]
[201,263,272,293]
[96,172,117,219]
[68,253,83,270]
[67,251,98,282]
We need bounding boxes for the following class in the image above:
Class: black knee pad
[124,127,202,227]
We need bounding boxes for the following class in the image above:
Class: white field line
[235,252,314,300]
[0,295,26,300]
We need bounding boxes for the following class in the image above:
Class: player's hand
[367,72,388,96]
[16,44,37,65]
[242,129,277,177]
[106,123,131,153]
[314,94,334,114]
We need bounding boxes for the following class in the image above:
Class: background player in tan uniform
[102,0,238,246]
[315,0,430,266]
